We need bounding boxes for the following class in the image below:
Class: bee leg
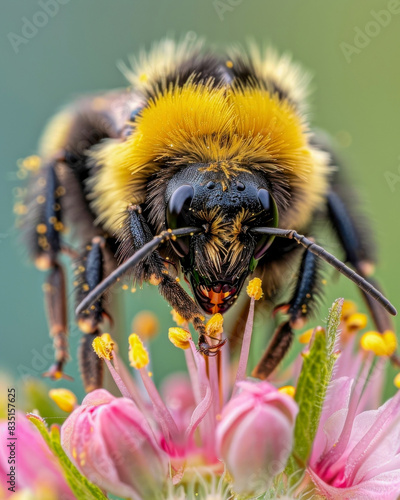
[158,275,206,336]
[252,250,320,379]
[327,189,399,366]
[74,236,108,391]
[78,330,103,393]
[75,236,107,334]
[121,205,206,337]
[25,160,71,380]
[42,262,72,380]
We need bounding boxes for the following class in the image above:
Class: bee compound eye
[166,184,194,257]
[258,188,271,211]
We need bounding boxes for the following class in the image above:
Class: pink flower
[216,380,298,496]
[61,389,169,500]
[309,376,400,499]
[0,412,74,499]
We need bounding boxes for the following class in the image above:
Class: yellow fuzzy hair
[91,46,329,233]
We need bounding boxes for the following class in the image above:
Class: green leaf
[285,299,343,483]
[28,415,107,500]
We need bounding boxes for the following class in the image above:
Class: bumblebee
[20,37,396,392]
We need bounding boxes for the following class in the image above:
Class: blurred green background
[1,0,400,405]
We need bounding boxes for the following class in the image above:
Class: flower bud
[216,381,298,496]
[61,389,168,500]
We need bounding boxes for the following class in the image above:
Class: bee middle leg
[74,236,109,391]
[252,250,321,379]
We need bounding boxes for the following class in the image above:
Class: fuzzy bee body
[21,38,396,390]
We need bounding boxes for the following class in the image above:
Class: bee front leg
[252,250,321,379]
[158,274,206,336]
[122,205,207,341]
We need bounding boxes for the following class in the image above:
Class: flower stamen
[205,314,224,338]
[92,336,113,360]
[168,327,191,350]
[129,334,149,368]
[360,331,397,356]
[246,277,263,300]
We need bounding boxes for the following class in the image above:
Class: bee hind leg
[25,159,72,380]
[327,189,399,366]
[252,250,321,379]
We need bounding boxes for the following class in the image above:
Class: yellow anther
[299,328,314,344]
[122,284,129,290]
[49,388,77,413]
[246,278,263,300]
[205,313,224,337]
[360,331,396,356]
[226,60,233,68]
[341,300,357,320]
[92,336,113,360]
[278,385,296,398]
[171,309,186,326]
[129,334,149,368]
[100,332,116,354]
[131,311,159,340]
[346,313,368,331]
[383,330,397,356]
[394,373,400,389]
[139,73,148,83]
[168,327,191,350]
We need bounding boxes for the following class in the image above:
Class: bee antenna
[251,227,397,316]
[75,227,202,316]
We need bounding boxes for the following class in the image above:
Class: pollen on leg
[171,309,187,326]
[149,274,162,286]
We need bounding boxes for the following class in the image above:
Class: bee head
[165,164,278,314]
